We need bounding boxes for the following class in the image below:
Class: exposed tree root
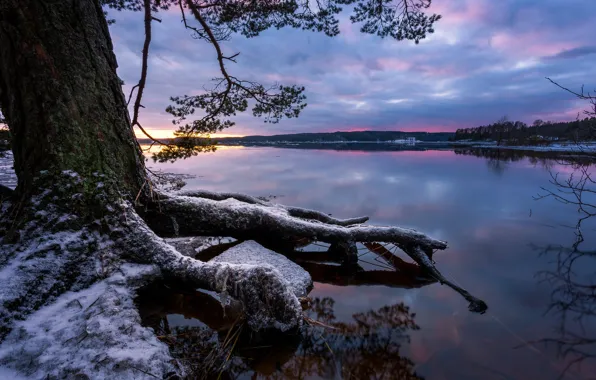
[146,191,447,253]
[143,189,487,312]
[119,204,302,331]
[404,246,488,313]
[0,173,301,378]
[0,172,487,378]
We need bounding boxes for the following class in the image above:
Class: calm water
[143,146,596,380]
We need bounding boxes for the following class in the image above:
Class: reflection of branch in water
[136,283,424,380]
[286,239,487,313]
[534,154,596,377]
[533,243,596,378]
[291,241,437,289]
[454,147,594,176]
[298,261,437,288]
[304,298,423,380]
[150,138,218,163]
[535,163,596,250]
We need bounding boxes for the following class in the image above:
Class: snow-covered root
[119,205,303,331]
[0,172,304,378]
[148,192,446,253]
[146,191,487,313]
[176,189,369,226]
[0,184,180,378]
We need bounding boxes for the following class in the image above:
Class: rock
[210,240,313,297]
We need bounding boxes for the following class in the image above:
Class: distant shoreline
[450,141,596,154]
[135,136,596,155]
[213,140,596,156]
[213,139,596,152]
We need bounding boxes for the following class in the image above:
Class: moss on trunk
[0,0,146,201]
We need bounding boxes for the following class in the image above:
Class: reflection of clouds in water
[147,147,596,380]
[384,174,407,184]
[427,228,446,242]
[349,171,367,181]
[424,179,452,202]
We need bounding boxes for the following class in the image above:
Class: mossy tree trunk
[0,0,145,201]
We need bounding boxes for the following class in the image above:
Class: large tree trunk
[0,0,145,199]
[0,1,485,378]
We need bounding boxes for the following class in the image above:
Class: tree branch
[131,0,170,146]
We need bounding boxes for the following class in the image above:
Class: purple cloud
[108,0,596,136]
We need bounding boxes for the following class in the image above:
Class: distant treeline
[138,131,455,146]
[453,117,596,145]
[218,131,454,143]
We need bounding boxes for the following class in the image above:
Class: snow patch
[211,240,312,297]
[0,266,175,379]
[0,150,16,189]
[459,142,596,153]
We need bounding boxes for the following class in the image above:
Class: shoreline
[215,140,596,155]
[450,141,596,154]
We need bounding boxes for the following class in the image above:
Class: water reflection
[137,280,424,380]
[533,159,596,378]
[453,147,595,176]
[534,244,596,377]
[144,146,596,379]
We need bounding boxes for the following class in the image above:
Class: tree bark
[0,0,145,199]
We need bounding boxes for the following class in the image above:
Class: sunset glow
[111,0,596,136]
[133,127,245,139]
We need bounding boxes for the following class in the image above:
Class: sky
[108,0,596,138]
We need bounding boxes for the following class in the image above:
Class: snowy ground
[453,141,596,154]
[0,150,16,189]
[495,144,596,153]
[0,265,177,379]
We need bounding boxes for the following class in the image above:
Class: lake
[141,145,596,380]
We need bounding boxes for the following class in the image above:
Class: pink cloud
[377,58,412,72]
[338,16,360,43]
[490,31,578,58]
[394,123,461,133]
[531,102,591,122]
[316,126,372,133]
[430,0,491,26]
[264,73,315,85]
[415,64,464,78]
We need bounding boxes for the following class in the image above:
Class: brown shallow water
[139,145,596,380]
